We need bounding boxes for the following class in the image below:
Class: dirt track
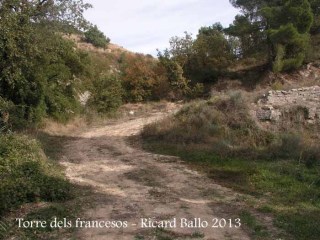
[59,105,250,240]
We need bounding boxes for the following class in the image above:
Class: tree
[309,0,320,34]
[84,25,110,48]
[225,14,267,59]
[228,0,314,72]
[0,0,92,124]
[168,32,194,68]
[120,54,159,102]
[191,23,234,82]
[262,0,313,71]
[162,25,234,84]
[0,0,92,30]
[90,74,123,113]
[157,50,191,99]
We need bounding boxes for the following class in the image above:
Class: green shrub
[23,205,75,235]
[275,134,303,159]
[0,97,31,131]
[143,92,273,152]
[302,146,320,168]
[0,14,88,128]
[275,210,320,240]
[142,92,318,163]
[142,92,320,240]
[0,98,11,133]
[45,86,81,123]
[306,34,320,62]
[89,74,123,113]
[120,53,159,102]
[187,83,205,99]
[84,25,110,48]
[0,135,72,216]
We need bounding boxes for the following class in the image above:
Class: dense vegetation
[0,0,319,128]
[119,53,203,102]
[157,0,320,86]
[0,0,320,239]
[1,0,319,128]
[0,0,93,126]
[140,1,320,238]
[84,25,110,48]
[0,0,199,222]
[0,135,72,216]
[0,1,199,128]
[142,93,320,239]
[0,0,90,223]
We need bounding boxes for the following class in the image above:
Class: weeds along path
[59,105,250,240]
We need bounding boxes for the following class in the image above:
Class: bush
[84,25,110,48]
[306,34,320,62]
[120,53,159,102]
[0,19,89,128]
[302,146,320,168]
[45,86,81,123]
[142,92,320,240]
[0,135,72,216]
[276,134,303,159]
[143,92,273,150]
[142,91,320,166]
[187,83,205,99]
[144,91,318,161]
[0,97,31,131]
[89,74,123,113]
[0,97,12,133]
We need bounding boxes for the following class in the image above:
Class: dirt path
[59,106,250,240]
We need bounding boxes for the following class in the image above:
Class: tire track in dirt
[59,107,250,240]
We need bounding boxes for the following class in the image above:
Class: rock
[78,91,91,106]
[256,86,320,123]
[256,109,281,121]
[256,110,272,121]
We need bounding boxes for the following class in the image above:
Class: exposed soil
[58,104,250,240]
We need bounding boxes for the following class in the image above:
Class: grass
[240,211,269,238]
[134,227,205,240]
[143,142,320,239]
[35,132,73,162]
[141,93,320,240]
[1,203,83,240]
[17,205,76,240]
[0,132,91,240]
[0,134,73,217]
[154,228,204,240]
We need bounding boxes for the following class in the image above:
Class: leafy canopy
[228,0,314,72]
[84,25,110,48]
[0,0,92,124]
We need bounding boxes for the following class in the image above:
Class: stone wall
[256,86,320,123]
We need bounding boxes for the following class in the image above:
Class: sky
[84,0,240,56]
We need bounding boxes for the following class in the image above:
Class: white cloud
[84,0,239,55]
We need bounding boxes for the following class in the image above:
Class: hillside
[141,84,320,240]
[65,34,132,55]
[1,0,320,240]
